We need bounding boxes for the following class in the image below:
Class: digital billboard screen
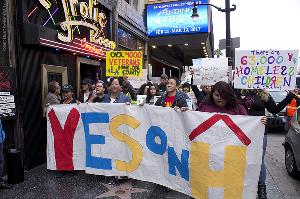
[147,0,208,37]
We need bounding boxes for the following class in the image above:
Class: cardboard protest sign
[234,50,299,90]
[47,103,264,199]
[128,69,148,88]
[106,51,143,77]
[137,95,147,105]
[192,58,228,85]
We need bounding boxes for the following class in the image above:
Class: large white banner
[234,50,299,90]
[47,103,264,199]
[192,58,229,85]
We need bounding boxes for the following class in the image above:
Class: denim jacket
[102,92,131,103]
[0,119,5,143]
[155,90,188,108]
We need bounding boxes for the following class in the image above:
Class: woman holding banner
[240,89,297,199]
[196,81,271,198]
[103,77,131,104]
[196,81,249,115]
[102,77,131,185]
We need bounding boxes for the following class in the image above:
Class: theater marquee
[27,0,116,59]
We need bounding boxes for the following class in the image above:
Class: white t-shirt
[110,97,116,103]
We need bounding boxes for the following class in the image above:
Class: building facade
[2,0,147,169]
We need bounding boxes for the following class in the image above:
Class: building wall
[19,46,77,168]
[2,0,149,169]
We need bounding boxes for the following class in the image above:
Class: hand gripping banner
[47,103,264,199]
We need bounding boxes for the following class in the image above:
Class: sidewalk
[0,164,282,199]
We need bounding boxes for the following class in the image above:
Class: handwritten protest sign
[234,50,299,90]
[106,51,143,77]
[47,103,264,199]
[192,58,228,85]
[128,69,148,88]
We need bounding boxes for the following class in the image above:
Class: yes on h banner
[106,51,143,77]
[47,103,265,199]
[234,50,299,90]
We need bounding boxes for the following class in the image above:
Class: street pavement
[0,128,299,199]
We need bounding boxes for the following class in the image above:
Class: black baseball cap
[62,84,73,92]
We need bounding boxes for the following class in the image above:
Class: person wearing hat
[78,78,92,103]
[159,74,168,94]
[61,85,78,104]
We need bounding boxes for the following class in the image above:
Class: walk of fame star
[96,180,149,199]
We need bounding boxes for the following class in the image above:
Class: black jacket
[191,85,207,103]
[123,81,137,101]
[155,91,188,108]
[241,92,295,116]
[158,84,167,94]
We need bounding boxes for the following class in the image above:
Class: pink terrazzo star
[96,179,149,199]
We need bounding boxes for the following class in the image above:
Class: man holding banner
[155,77,188,109]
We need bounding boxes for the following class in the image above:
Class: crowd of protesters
[32,72,300,199]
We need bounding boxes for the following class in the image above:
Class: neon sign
[38,0,116,50]
[39,38,110,59]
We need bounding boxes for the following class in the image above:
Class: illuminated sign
[38,0,116,50]
[146,0,208,37]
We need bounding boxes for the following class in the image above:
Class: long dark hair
[146,83,160,103]
[205,81,240,109]
[137,82,151,95]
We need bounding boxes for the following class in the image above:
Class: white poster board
[234,50,299,90]
[192,58,228,85]
[137,95,147,105]
[128,69,148,89]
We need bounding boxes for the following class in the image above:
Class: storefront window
[118,28,145,51]
[118,28,136,50]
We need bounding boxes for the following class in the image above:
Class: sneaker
[106,176,118,185]
[0,183,12,189]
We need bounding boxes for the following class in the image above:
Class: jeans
[259,135,267,184]
[0,143,3,184]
